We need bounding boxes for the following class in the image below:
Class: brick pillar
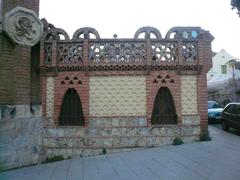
[0,0,40,105]
[146,38,152,126]
[198,32,214,136]
[2,0,39,15]
[0,35,15,104]
[83,39,90,126]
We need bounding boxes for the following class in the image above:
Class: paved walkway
[1,125,240,180]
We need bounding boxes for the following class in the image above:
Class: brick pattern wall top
[89,76,146,116]
[181,75,198,115]
[46,77,54,117]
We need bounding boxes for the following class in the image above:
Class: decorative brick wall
[46,77,54,118]
[89,76,146,117]
[53,72,89,125]
[181,75,198,115]
[39,25,214,160]
[0,2,215,167]
[146,71,181,125]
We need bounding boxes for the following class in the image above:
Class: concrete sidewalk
[1,125,240,180]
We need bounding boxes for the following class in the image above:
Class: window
[231,105,240,115]
[59,88,84,126]
[235,105,240,114]
[151,87,177,125]
[224,104,234,113]
[208,101,221,109]
[221,65,227,74]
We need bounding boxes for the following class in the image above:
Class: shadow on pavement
[210,124,240,136]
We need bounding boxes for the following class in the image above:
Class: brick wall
[0,35,15,104]
[2,0,39,15]
[53,72,89,125]
[31,43,41,104]
[146,71,181,125]
[0,0,40,105]
[198,33,214,135]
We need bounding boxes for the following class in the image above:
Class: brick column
[0,0,40,105]
[197,32,214,136]
[51,41,57,67]
[145,38,152,126]
[83,39,90,126]
[14,46,31,104]
[146,38,152,74]
[2,0,39,15]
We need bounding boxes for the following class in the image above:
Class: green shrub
[67,156,71,159]
[173,137,184,145]
[43,155,64,163]
[102,148,107,155]
[0,162,4,172]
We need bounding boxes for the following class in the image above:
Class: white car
[208,101,223,123]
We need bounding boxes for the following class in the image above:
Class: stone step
[41,135,199,160]
[42,135,199,149]
[43,125,200,138]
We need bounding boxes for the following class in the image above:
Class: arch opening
[151,87,177,125]
[59,88,84,126]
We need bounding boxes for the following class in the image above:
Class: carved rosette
[3,6,43,46]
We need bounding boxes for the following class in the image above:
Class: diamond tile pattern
[46,77,54,117]
[90,76,146,116]
[181,76,198,115]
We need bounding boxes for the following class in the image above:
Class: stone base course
[42,117,200,159]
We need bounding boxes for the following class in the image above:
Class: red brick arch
[146,71,181,126]
[53,72,89,126]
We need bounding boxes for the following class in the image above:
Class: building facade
[207,49,234,80]
[0,0,214,169]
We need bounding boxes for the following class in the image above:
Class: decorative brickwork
[146,71,181,125]
[89,76,146,116]
[46,77,54,117]
[58,43,83,64]
[151,42,177,62]
[53,72,89,125]
[89,42,146,63]
[73,27,100,39]
[181,75,198,115]
[182,43,198,62]
[134,26,162,39]
[3,6,43,46]
[0,2,215,168]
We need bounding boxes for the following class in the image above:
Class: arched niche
[151,87,177,125]
[59,88,84,126]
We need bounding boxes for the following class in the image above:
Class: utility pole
[228,58,239,101]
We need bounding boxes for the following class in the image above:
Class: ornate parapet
[3,6,43,46]
[40,23,214,74]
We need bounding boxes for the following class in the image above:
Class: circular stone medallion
[3,6,43,46]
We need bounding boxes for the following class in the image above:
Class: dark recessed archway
[59,88,84,126]
[151,87,177,125]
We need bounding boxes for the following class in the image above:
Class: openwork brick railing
[40,20,213,72]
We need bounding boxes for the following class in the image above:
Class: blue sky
[40,0,240,58]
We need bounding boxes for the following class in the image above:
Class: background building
[207,49,234,80]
